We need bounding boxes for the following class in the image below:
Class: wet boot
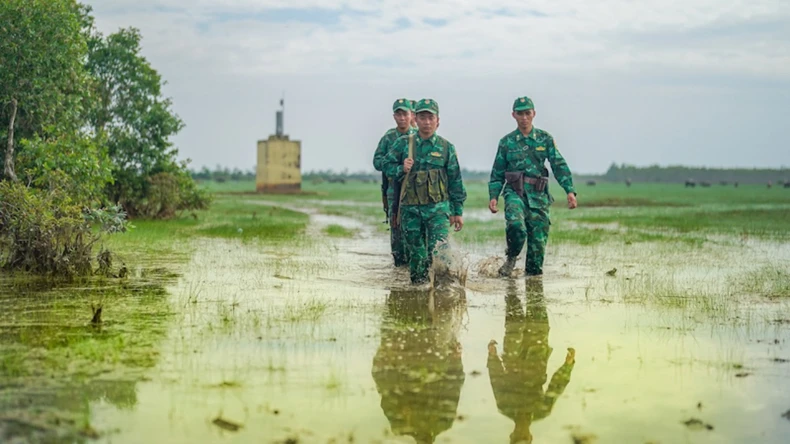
[498,256,517,277]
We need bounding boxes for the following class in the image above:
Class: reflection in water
[488,279,575,444]
[371,288,467,444]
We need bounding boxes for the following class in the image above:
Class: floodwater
[2,208,790,443]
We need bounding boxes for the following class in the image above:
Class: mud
[2,204,790,443]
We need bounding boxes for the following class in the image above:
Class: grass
[323,224,355,238]
[732,265,790,298]
[203,179,790,244]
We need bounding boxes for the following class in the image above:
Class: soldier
[373,99,417,266]
[410,100,418,129]
[488,279,575,443]
[383,98,467,285]
[488,96,577,278]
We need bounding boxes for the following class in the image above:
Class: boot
[498,256,517,277]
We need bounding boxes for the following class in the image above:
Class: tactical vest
[401,137,450,206]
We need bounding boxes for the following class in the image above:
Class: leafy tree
[84,23,210,217]
[0,0,91,181]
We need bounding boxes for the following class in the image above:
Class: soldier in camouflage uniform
[488,96,578,277]
[383,99,467,285]
[373,99,417,266]
[488,279,575,443]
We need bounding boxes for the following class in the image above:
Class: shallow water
[2,208,790,443]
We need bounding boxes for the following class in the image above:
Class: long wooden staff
[395,133,414,228]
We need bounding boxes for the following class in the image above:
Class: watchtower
[256,99,301,193]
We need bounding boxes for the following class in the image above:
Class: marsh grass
[606,269,741,324]
[732,265,790,298]
[323,224,355,238]
[277,299,330,323]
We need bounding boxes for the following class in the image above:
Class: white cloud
[85,0,790,174]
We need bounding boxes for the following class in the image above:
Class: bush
[0,182,127,277]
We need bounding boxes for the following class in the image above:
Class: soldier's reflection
[487,279,575,444]
[372,288,467,444]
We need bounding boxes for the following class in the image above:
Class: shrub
[0,182,127,277]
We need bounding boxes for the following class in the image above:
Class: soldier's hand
[403,158,414,173]
[488,199,498,213]
[567,193,577,209]
[450,215,464,232]
[565,347,576,364]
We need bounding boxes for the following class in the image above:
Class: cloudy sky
[87,0,790,174]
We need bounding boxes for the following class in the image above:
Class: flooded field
[2,182,790,443]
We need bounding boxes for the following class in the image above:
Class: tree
[84,24,209,217]
[0,0,90,181]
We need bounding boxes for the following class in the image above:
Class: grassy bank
[203,179,790,244]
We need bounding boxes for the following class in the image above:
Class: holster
[506,171,549,196]
[505,172,525,197]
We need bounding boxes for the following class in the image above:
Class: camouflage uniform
[373,99,417,266]
[383,99,467,284]
[488,96,576,276]
[488,279,574,443]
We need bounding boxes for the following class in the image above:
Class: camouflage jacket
[382,132,467,216]
[488,127,576,208]
[373,127,416,172]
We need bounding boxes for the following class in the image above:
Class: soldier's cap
[392,98,413,112]
[513,96,535,112]
[410,99,416,109]
[414,98,439,115]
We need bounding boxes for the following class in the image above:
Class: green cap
[410,99,416,109]
[513,96,535,111]
[415,98,439,115]
[392,98,413,112]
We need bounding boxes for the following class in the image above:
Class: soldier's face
[416,112,438,134]
[393,109,410,129]
[513,109,536,130]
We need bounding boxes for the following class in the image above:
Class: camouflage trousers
[387,187,408,266]
[400,201,451,284]
[503,191,550,275]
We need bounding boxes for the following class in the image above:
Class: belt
[523,176,542,184]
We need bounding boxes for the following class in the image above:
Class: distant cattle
[767,181,773,188]
[734,182,739,188]
[586,180,597,186]
[625,179,632,187]
[700,181,711,187]
[685,179,696,188]
[785,182,790,189]
[720,181,729,186]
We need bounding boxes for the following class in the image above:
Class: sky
[86,0,790,174]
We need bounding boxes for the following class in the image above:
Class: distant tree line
[191,166,255,182]
[602,163,790,184]
[198,163,790,186]
[195,167,493,183]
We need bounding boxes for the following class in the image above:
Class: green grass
[202,179,790,243]
[323,224,355,237]
[104,195,310,257]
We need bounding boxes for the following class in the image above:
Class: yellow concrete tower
[256,98,301,193]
